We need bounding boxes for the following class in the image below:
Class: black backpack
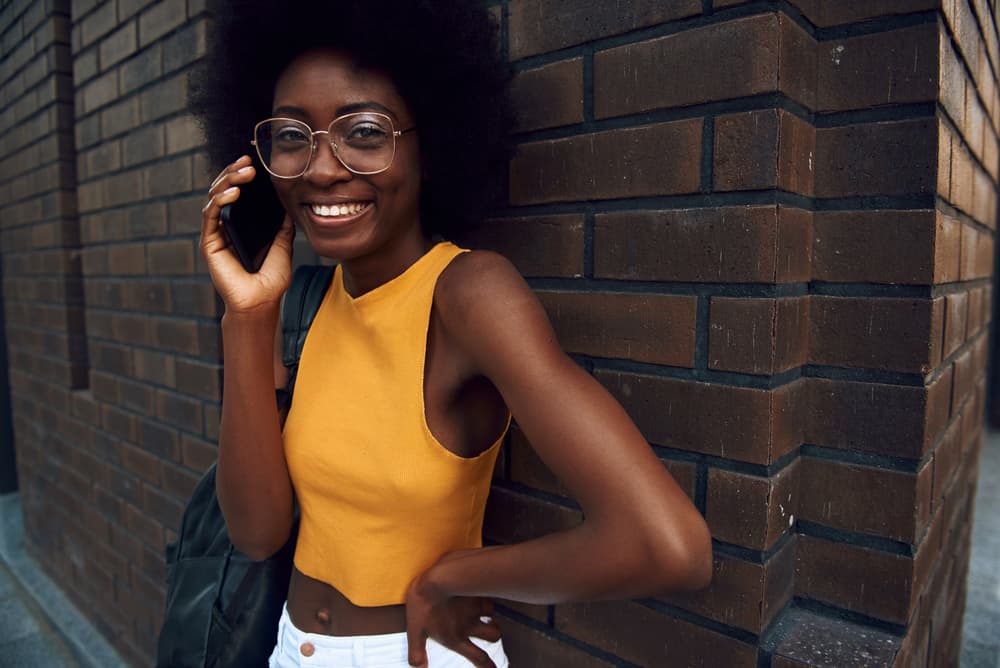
[156,265,334,668]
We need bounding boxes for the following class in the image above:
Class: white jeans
[268,604,509,668]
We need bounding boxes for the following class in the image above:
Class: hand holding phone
[219,169,287,273]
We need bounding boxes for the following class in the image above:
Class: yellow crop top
[282,242,508,606]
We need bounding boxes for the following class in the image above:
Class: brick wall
[0,1,995,666]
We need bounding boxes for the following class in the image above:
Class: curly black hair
[188,0,511,239]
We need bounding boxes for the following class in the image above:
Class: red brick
[510,119,703,205]
[496,619,616,668]
[931,418,963,507]
[555,600,757,667]
[508,0,700,60]
[806,369,952,460]
[706,460,798,550]
[812,210,938,284]
[808,296,943,373]
[943,291,969,358]
[594,205,811,284]
[598,371,804,464]
[596,14,780,118]
[817,23,938,112]
[708,296,809,375]
[473,215,584,278]
[798,456,931,543]
[815,118,936,198]
[951,347,976,415]
[537,291,697,366]
[796,534,913,624]
[510,58,583,132]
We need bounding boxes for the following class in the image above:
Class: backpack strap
[276,264,335,409]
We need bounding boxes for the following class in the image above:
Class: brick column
[473,1,996,666]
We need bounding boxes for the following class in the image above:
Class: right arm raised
[200,154,296,560]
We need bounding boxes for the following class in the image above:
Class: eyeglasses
[251,112,415,179]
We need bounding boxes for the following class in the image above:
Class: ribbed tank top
[283,242,508,606]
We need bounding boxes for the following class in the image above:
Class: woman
[191,1,712,666]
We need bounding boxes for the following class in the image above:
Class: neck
[340,232,434,298]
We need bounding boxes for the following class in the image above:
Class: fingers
[467,617,502,643]
[200,156,256,254]
[451,640,496,668]
[407,624,428,668]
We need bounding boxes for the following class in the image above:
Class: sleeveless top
[282,242,508,606]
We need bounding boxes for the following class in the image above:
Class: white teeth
[311,202,367,217]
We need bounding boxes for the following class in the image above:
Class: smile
[310,202,371,217]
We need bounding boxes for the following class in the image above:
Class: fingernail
[237,166,253,173]
[223,186,238,195]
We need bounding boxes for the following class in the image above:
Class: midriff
[286,567,407,635]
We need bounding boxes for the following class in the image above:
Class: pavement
[0,440,998,668]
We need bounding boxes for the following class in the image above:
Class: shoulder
[435,249,544,328]
[434,249,560,374]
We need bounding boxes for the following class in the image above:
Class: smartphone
[219,169,286,273]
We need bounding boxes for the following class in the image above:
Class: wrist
[221,305,279,330]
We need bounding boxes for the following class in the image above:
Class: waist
[287,567,407,635]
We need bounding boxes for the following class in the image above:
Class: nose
[302,131,353,184]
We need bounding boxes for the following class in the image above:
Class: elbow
[647,517,713,593]
[230,530,293,562]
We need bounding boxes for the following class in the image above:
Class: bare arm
[406,251,711,664]
[201,155,296,560]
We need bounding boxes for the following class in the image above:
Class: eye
[275,125,311,144]
[344,122,390,147]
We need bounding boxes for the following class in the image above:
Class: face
[268,48,424,265]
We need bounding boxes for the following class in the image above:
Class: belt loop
[352,634,365,667]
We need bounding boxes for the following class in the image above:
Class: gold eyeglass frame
[251,112,416,179]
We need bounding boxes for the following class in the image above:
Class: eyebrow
[272,101,397,119]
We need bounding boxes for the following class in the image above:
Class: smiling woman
[186,1,712,667]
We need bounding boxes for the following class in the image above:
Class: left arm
[406,251,711,665]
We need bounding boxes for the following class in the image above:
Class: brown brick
[472,215,584,278]
[714,109,778,191]
[537,291,697,366]
[107,242,146,275]
[164,114,203,154]
[943,291,969,359]
[170,280,221,317]
[181,434,217,473]
[796,534,913,624]
[483,487,581,544]
[79,1,117,48]
[123,501,164,548]
[138,0,186,47]
[806,370,952,460]
[134,349,176,386]
[596,14,779,118]
[144,154,192,198]
[146,238,194,275]
[79,68,117,114]
[597,371,803,464]
[161,461,200,501]
[709,296,809,375]
[119,41,162,93]
[951,347,976,416]
[808,296,942,373]
[595,205,811,284]
[794,0,939,26]
[140,72,187,122]
[508,0,700,60]
[931,419,963,507]
[934,209,962,283]
[155,388,203,430]
[817,23,938,112]
[174,358,220,400]
[555,600,757,667]
[151,317,199,354]
[510,119,702,205]
[951,145,976,216]
[967,286,985,337]
[813,209,938,284]
[815,118,936,198]
[142,483,184,531]
[162,19,207,72]
[119,442,161,486]
[496,620,617,668]
[706,460,798,550]
[510,58,583,132]
[798,456,931,543]
[123,123,165,166]
[98,20,137,69]
[139,419,180,460]
[661,540,795,634]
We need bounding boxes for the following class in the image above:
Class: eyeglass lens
[255,113,397,177]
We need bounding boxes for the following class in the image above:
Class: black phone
[219,169,287,273]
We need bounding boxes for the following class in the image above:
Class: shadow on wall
[0,255,16,494]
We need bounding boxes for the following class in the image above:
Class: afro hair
[188,0,512,239]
